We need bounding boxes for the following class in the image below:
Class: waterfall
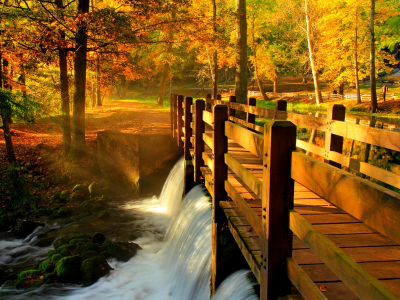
[1,158,258,300]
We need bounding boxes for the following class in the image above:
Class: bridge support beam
[260,120,296,299]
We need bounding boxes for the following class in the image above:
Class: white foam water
[1,158,258,300]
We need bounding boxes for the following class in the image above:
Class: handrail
[289,210,400,300]
[207,98,400,152]
[203,110,213,127]
[291,151,400,245]
[225,153,263,199]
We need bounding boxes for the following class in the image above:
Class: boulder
[59,190,69,202]
[57,207,71,218]
[47,249,57,259]
[81,256,112,285]
[107,242,141,262]
[16,270,42,288]
[14,221,45,238]
[88,182,102,197]
[82,251,98,261]
[72,184,84,193]
[91,232,105,244]
[51,254,62,263]
[97,210,111,220]
[56,256,82,283]
[39,259,54,273]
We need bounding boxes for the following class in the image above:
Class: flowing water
[0,157,258,300]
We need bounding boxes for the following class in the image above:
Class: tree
[235,0,248,105]
[370,0,378,112]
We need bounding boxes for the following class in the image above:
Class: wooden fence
[170,93,400,300]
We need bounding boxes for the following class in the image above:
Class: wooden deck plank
[213,128,400,299]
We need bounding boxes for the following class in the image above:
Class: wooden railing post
[184,97,193,160]
[325,104,345,168]
[170,93,174,132]
[206,93,212,111]
[211,104,228,294]
[194,100,205,183]
[177,95,184,147]
[229,96,236,119]
[172,94,178,138]
[216,94,221,102]
[261,120,296,299]
[274,99,287,119]
[247,97,256,124]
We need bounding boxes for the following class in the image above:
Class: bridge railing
[173,94,400,300]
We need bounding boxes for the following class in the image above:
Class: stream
[0,157,259,300]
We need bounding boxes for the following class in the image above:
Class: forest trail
[0,99,170,166]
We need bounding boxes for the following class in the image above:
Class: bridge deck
[198,130,400,300]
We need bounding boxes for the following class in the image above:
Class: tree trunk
[251,19,268,101]
[96,55,102,106]
[120,80,130,99]
[157,62,170,106]
[369,0,378,112]
[235,0,248,105]
[212,0,218,99]
[59,47,71,155]
[72,0,89,155]
[355,4,361,104]
[1,111,16,162]
[361,117,377,178]
[273,71,278,93]
[305,0,322,106]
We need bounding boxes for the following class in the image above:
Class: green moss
[51,254,62,263]
[16,269,42,287]
[82,251,98,261]
[72,184,84,193]
[77,242,99,254]
[47,249,57,259]
[91,232,105,244]
[56,256,82,283]
[39,259,54,273]
[81,256,112,285]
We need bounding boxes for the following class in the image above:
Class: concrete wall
[97,130,182,193]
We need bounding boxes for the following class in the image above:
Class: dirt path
[0,100,171,165]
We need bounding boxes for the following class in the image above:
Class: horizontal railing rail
[174,93,400,300]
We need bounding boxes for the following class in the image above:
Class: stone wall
[97,131,182,193]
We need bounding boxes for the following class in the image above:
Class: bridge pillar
[325,104,346,168]
[260,120,296,299]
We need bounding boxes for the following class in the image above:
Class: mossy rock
[107,242,141,262]
[99,251,110,259]
[57,207,72,218]
[43,272,55,282]
[72,184,84,193]
[59,190,69,201]
[69,191,85,203]
[16,269,42,288]
[54,233,89,249]
[39,259,55,273]
[57,244,77,257]
[47,249,57,259]
[91,232,105,244]
[14,221,45,238]
[69,237,91,245]
[51,254,63,263]
[101,240,112,250]
[88,182,102,197]
[79,201,93,213]
[90,204,103,213]
[82,251,98,261]
[97,210,111,220]
[81,256,112,285]
[77,242,99,254]
[56,256,82,283]
[51,190,61,201]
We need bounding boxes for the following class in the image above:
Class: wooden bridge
[170,93,400,300]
